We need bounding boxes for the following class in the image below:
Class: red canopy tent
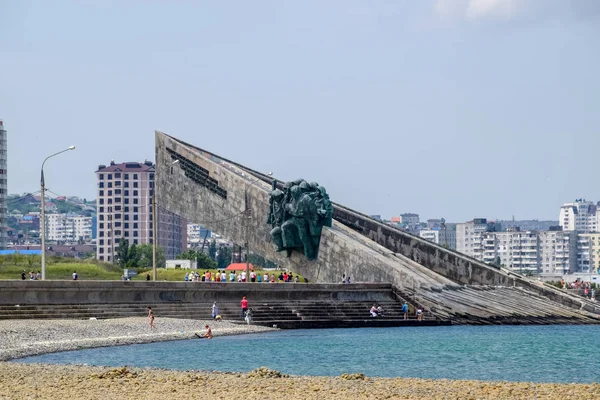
[225,263,255,271]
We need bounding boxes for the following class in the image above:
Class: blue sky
[1,0,599,222]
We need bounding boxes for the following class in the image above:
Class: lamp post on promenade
[40,146,76,280]
[152,159,179,281]
[244,172,272,283]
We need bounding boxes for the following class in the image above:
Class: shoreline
[0,317,276,362]
[1,362,598,400]
[1,318,599,399]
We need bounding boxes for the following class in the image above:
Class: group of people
[561,279,597,300]
[19,270,78,280]
[370,302,423,321]
[184,270,304,284]
[147,306,213,339]
[20,270,41,280]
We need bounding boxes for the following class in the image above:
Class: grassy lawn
[0,255,305,282]
[0,262,123,280]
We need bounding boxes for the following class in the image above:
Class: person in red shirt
[241,296,248,318]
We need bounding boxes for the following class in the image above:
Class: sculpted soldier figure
[267,188,285,251]
[268,178,333,260]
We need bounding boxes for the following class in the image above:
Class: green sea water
[16,325,600,383]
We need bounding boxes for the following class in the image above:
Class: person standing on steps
[241,296,248,318]
[401,302,409,320]
[212,302,219,320]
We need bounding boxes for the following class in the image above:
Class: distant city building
[456,218,490,259]
[95,160,186,263]
[187,224,212,248]
[559,199,599,233]
[0,120,6,249]
[494,230,540,273]
[370,215,382,221]
[45,213,92,243]
[578,233,600,273]
[539,230,577,275]
[427,219,441,229]
[419,226,456,250]
[400,213,420,225]
[498,219,559,232]
[158,209,187,260]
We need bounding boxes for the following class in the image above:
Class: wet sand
[1,363,598,400]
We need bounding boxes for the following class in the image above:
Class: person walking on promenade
[241,296,248,318]
[21,270,26,280]
[212,302,219,320]
[72,271,78,280]
[146,273,151,281]
[401,302,409,320]
[147,307,155,330]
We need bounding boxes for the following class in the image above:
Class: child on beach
[147,307,155,330]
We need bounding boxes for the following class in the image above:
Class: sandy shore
[1,318,598,399]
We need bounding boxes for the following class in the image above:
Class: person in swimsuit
[203,325,212,339]
[147,307,155,330]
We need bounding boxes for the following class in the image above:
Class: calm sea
[16,325,600,383]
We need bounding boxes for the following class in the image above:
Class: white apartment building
[495,230,539,273]
[420,227,456,250]
[187,224,212,247]
[539,230,577,275]
[456,219,489,260]
[45,213,92,243]
[578,233,600,273]
[559,199,599,233]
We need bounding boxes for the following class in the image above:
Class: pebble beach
[0,318,598,399]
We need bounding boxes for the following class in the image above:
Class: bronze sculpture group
[267,179,333,259]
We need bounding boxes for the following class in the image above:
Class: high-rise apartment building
[95,161,186,263]
[539,229,577,275]
[559,199,599,233]
[578,233,600,274]
[456,218,491,259]
[0,120,7,249]
[495,230,540,273]
[158,208,187,260]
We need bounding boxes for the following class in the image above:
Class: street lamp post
[40,146,76,280]
[244,172,272,283]
[152,159,179,281]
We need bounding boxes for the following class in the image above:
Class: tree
[116,239,130,268]
[137,243,165,268]
[216,247,232,269]
[494,256,502,267]
[126,243,141,268]
[208,240,217,260]
[177,249,217,270]
[197,252,217,270]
